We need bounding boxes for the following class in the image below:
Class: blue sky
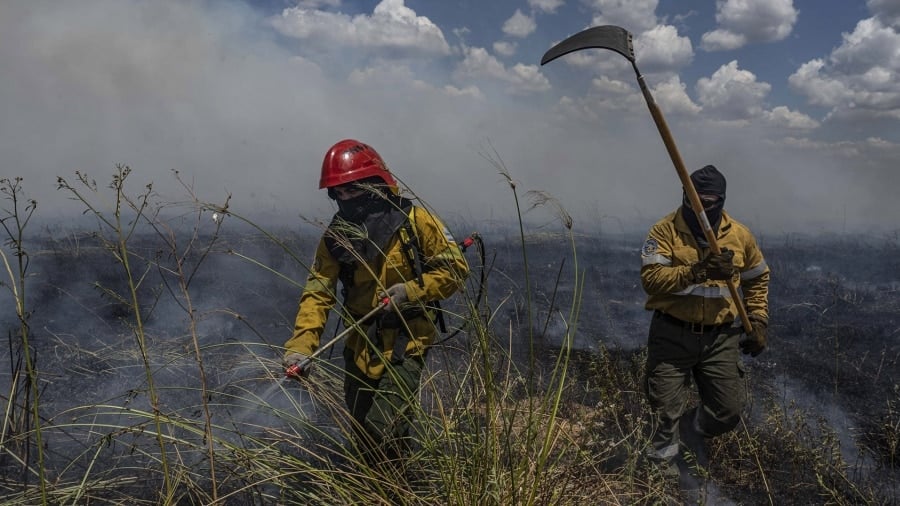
[2,0,899,233]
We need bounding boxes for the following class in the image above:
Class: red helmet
[319,139,397,189]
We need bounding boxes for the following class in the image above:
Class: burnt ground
[2,223,900,499]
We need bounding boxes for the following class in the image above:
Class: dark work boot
[677,408,710,502]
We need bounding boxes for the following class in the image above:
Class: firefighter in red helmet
[283,139,469,463]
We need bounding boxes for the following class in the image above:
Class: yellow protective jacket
[285,205,469,379]
[640,208,769,325]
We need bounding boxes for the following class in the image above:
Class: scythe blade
[540,25,635,66]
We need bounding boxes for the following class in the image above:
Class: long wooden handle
[633,64,752,333]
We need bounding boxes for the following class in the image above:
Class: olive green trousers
[644,310,746,462]
[344,348,424,463]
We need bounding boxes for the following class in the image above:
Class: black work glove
[283,352,311,379]
[382,282,409,312]
[691,248,735,282]
[739,314,767,357]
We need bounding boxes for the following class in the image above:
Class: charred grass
[1,171,900,504]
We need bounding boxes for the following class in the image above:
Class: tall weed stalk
[56,166,174,499]
[139,171,233,502]
[0,177,47,503]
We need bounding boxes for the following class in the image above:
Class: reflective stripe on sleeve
[432,250,464,261]
[741,261,768,280]
[672,284,732,298]
[641,254,672,267]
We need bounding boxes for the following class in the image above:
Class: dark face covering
[336,192,385,223]
[331,177,391,223]
[326,190,412,268]
[681,165,726,247]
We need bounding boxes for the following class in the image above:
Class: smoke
[0,0,335,221]
[2,0,898,242]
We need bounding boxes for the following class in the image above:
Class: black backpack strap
[337,262,354,300]
[397,207,446,333]
[398,211,425,289]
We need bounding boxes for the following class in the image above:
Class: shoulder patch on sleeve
[641,238,658,257]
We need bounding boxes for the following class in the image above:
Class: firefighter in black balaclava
[639,164,770,479]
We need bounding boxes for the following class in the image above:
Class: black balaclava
[331,176,391,223]
[681,164,726,247]
[325,180,412,268]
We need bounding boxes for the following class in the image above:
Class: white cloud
[549,76,644,122]
[635,24,693,73]
[701,0,798,51]
[762,106,820,129]
[442,84,485,100]
[696,60,770,120]
[270,0,450,55]
[688,60,819,130]
[509,63,552,92]
[699,30,747,52]
[588,0,660,33]
[454,47,550,94]
[529,0,564,14]
[869,0,900,28]
[778,136,900,161]
[554,95,598,122]
[456,47,506,80]
[788,60,852,107]
[829,18,900,75]
[348,62,486,101]
[502,9,536,38]
[590,76,636,98]
[493,41,517,57]
[653,76,701,115]
[788,18,900,121]
[348,63,416,86]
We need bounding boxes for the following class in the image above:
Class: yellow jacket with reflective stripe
[640,208,769,325]
[285,206,469,379]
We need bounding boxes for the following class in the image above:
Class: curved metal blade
[540,25,634,65]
